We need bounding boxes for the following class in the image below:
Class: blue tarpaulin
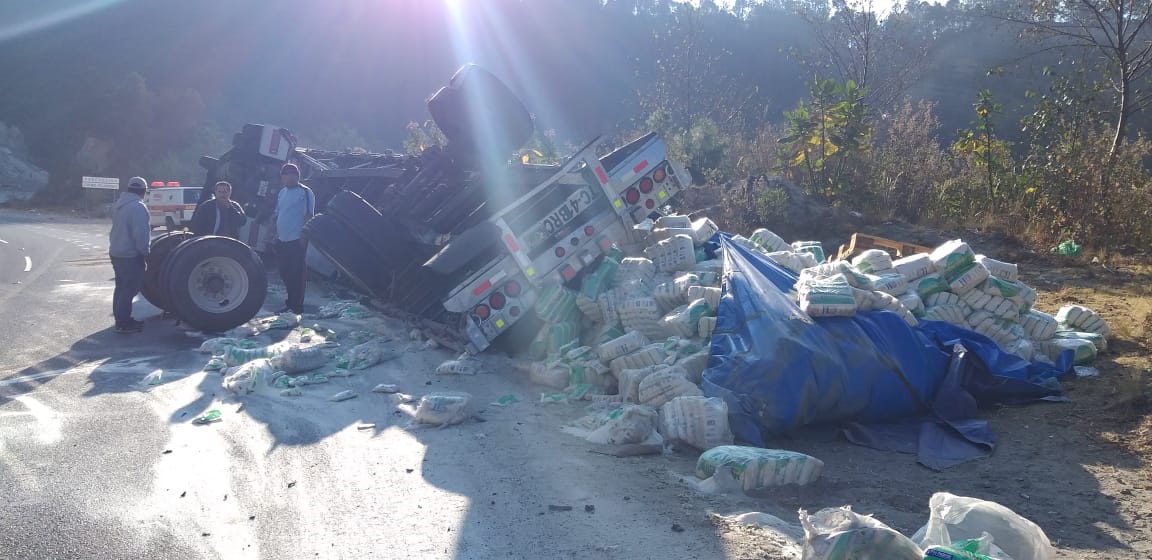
[700,235,1072,469]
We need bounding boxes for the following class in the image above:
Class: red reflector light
[504,233,520,253]
[639,177,653,194]
[595,166,608,184]
[472,280,492,296]
[563,267,575,279]
[489,292,506,310]
[474,304,491,320]
[505,281,521,297]
[624,188,640,205]
[653,168,666,183]
[645,199,655,209]
[554,246,566,258]
[584,225,595,236]
[509,306,521,318]
[600,238,612,249]
[633,160,649,174]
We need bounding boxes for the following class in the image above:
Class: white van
[146,183,204,230]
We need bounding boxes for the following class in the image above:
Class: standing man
[108,176,151,333]
[189,181,247,238]
[274,163,314,314]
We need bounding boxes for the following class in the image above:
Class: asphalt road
[0,209,737,560]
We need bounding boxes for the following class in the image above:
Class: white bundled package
[1021,310,1059,341]
[696,446,824,490]
[946,261,990,294]
[614,257,656,288]
[892,253,934,281]
[1035,338,1097,365]
[1055,305,1112,338]
[961,289,1018,321]
[619,297,663,340]
[924,292,961,307]
[913,273,950,299]
[645,234,697,273]
[870,271,908,296]
[653,279,684,312]
[698,316,717,339]
[690,218,719,246]
[686,285,722,311]
[1019,282,1038,312]
[610,344,669,378]
[597,331,650,363]
[639,368,703,408]
[930,239,977,279]
[766,251,806,274]
[618,363,672,403]
[798,274,858,318]
[659,298,711,338]
[659,396,733,451]
[655,215,693,229]
[975,254,1019,282]
[980,276,1025,308]
[750,228,790,253]
[677,349,710,383]
[922,304,970,327]
[898,292,925,317]
[851,249,893,274]
[596,287,627,324]
[800,262,874,290]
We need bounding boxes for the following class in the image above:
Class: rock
[0,132,49,204]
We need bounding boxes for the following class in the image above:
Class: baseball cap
[280,163,300,176]
[127,176,148,190]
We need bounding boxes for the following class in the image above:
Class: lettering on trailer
[526,187,594,252]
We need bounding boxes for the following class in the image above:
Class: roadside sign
[82,176,120,190]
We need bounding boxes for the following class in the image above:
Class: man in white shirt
[274,163,314,314]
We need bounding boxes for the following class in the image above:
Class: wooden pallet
[836,233,932,262]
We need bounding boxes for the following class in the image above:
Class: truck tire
[164,236,268,333]
[141,231,194,310]
[303,214,391,297]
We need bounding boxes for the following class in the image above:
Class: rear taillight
[624,188,640,205]
[653,167,666,183]
[639,177,653,194]
[489,292,506,310]
[474,304,491,321]
[505,281,521,298]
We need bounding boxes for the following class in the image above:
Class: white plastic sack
[930,239,977,279]
[1021,310,1059,341]
[269,345,332,373]
[221,359,277,396]
[946,261,990,294]
[659,396,733,451]
[912,492,1056,560]
[659,298,711,338]
[750,228,790,253]
[698,316,717,339]
[655,214,692,229]
[348,339,399,370]
[614,257,656,288]
[870,272,908,296]
[686,285,721,311]
[923,292,960,308]
[610,344,669,378]
[597,331,649,363]
[913,273,950,299]
[645,234,696,273]
[851,249,894,274]
[975,254,1019,282]
[586,404,660,445]
[798,275,858,317]
[892,253,934,281]
[619,297,663,340]
[801,506,923,560]
[690,217,719,246]
[638,368,703,408]
[696,446,824,491]
[198,337,241,355]
[766,250,806,274]
[1055,305,1112,338]
[414,392,473,426]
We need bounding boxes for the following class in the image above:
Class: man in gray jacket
[109,176,151,333]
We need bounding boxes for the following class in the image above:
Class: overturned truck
[173,65,691,351]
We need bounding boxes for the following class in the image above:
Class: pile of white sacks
[529,214,737,453]
[735,232,1111,367]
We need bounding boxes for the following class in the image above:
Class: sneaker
[115,323,143,334]
[129,319,146,328]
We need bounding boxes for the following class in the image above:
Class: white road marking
[11,395,61,444]
[23,256,31,272]
[0,238,8,244]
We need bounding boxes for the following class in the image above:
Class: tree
[998,0,1152,155]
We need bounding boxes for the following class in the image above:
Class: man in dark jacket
[109,176,151,333]
[189,181,247,238]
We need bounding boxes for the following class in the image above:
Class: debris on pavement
[192,409,222,425]
[345,339,400,370]
[414,392,472,427]
[489,394,520,407]
[328,390,357,402]
[372,384,400,393]
[435,357,480,375]
[696,446,824,491]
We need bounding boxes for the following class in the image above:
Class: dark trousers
[277,240,307,313]
[111,255,146,326]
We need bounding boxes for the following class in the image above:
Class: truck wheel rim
[187,256,249,314]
